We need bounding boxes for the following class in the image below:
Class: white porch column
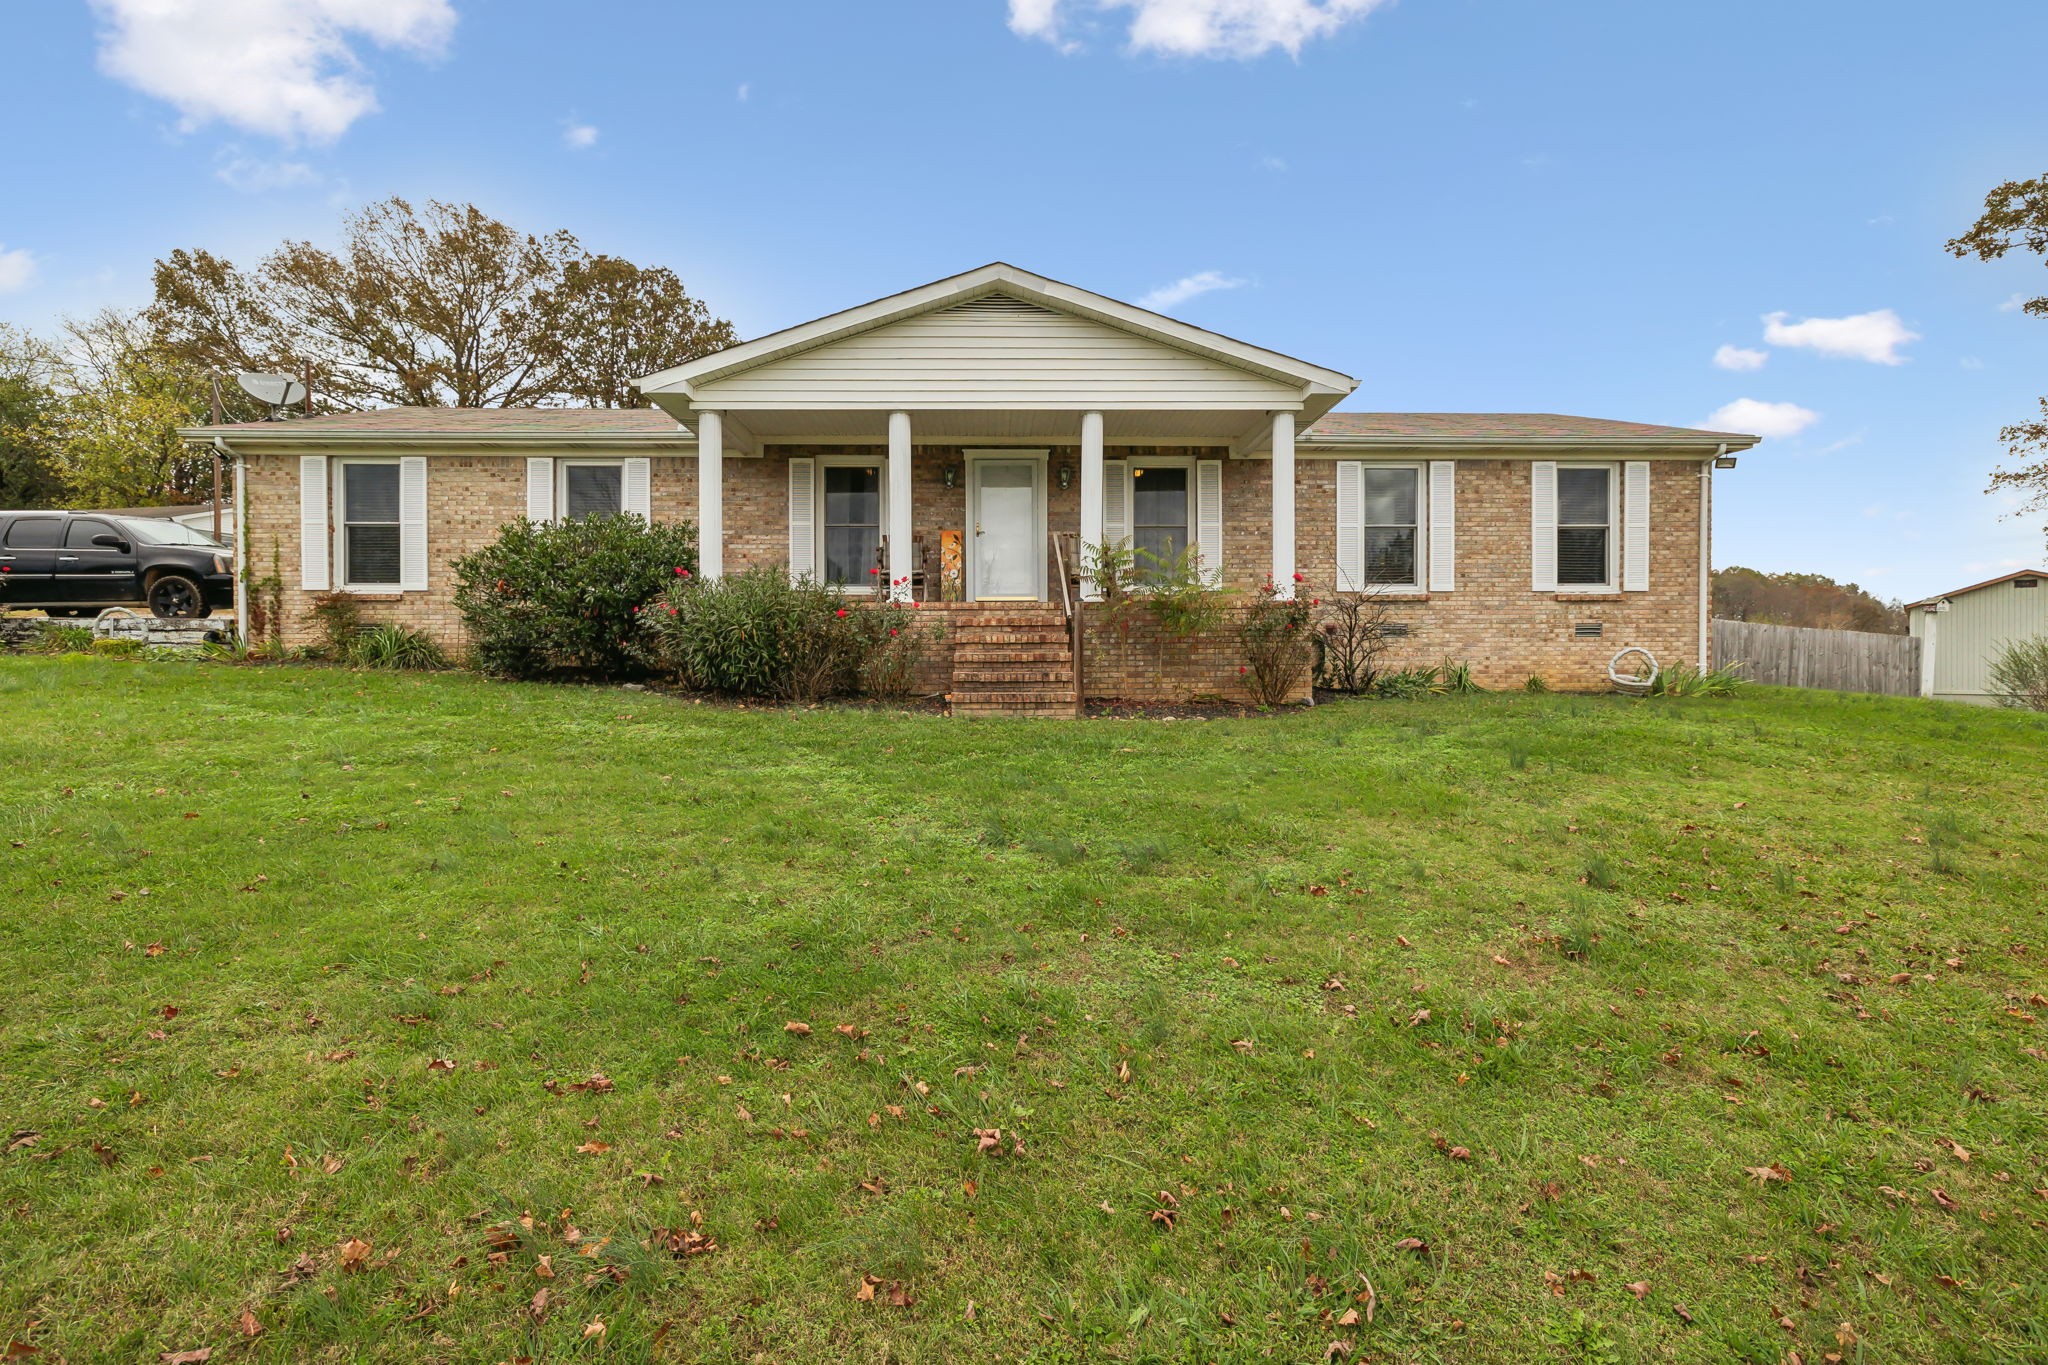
[1271,410,1296,597]
[887,411,913,601]
[697,409,724,579]
[1079,410,1105,599]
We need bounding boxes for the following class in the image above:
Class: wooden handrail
[1051,532,1083,717]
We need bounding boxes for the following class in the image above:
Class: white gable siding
[691,296,1304,411]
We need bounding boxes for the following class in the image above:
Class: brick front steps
[946,605,1077,717]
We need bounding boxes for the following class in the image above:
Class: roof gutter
[172,428,696,450]
[1296,435,1761,453]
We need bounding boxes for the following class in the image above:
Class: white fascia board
[1294,435,1763,455]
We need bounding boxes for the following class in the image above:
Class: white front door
[969,457,1045,600]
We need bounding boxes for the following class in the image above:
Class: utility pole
[209,372,224,543]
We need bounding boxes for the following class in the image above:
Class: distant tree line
[1712,566,1906,634]
[0,197,736,509]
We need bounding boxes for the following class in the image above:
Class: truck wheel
[148,576,207,619]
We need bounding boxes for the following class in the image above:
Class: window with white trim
[559,460,625,520]
[1362,464,1422,589]
[821,462,883,587]
[1131,463,1190,579]
[1556,465,1615,589]
[337,460,402,587]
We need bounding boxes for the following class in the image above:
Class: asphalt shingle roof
[1300,412,1754,443]
[200,407,686,434]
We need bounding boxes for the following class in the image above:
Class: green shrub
[1523,674,1551,693]
[1438,658,1483,695]
[88,637,143,659]
[1313,590,1398,693]
[1136,545,1229,637]
[1370,665,1442,699]
[1649,662,1747,698]
[1238,576,1315,707]
[640,569,936,702]
[34,623,95,655]
[345,623,448,671]
[306,591,366,659]
[452,514,698,679]
[1986,635,2048,711]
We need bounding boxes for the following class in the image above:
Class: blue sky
[3,0,2046,602]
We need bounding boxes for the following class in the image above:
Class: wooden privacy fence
[1712,618,1921,697]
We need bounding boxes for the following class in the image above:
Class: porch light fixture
[1057,463,1073,490]
[943,463,959,489]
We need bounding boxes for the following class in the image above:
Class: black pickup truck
[0,511,235,618]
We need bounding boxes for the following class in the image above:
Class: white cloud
[563,121,599,150]
[737,83,751,102]
[1760,308,1918,365]
[0,245,37,295]
[213,151,320,192]
[1009,0,1388,58]
[1139,270,1246,311]
[90,0,455,144]
[1713,344,1767,372]
[1705,398,1820,441]
[2001,292,2030,313]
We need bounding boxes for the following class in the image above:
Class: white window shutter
[399,456,429,592]
[1623,460,1651,591]
[526,457,554,523]
[1194,459,1224,586]
[1428,461,1457,593]
[1531,461,1559,593]
[787,457,816,580]
[622,457,651,519]
[1334,461,1364,593]
[1101,460,1131,549]
[299,455,329,591]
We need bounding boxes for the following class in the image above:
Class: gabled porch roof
[633,263,1359,443]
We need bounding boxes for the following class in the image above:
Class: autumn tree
[34,310,216,507]
[147,197,735,411]
[1948,175,2048,538]
[1712,567,1905,634]
[0,323,65,508]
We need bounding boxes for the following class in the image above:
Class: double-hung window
[338,461,402,587]
[1131,464,1191,579]
[1556,465,1615,589]
[559,460,624,520]
[821,463,883,587]
[1362,465,1422,589]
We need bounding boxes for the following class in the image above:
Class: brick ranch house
[187,263,1758,710]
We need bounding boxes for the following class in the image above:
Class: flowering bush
[1238,575,1316,707]
[639,570,940,702]
[452,514,698,678]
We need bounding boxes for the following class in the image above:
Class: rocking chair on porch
[874,535,934,601]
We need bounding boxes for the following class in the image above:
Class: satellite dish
[236,371,308,409]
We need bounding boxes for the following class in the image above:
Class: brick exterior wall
[241,445,1708,696]
[241,452,695,650]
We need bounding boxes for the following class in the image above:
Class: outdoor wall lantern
[1057,463,1073,490]
[943,463,959,489]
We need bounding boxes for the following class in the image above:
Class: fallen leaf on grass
[1625,1281,1650,1300]
[582,1317,605,1340]
[856,1275,880,1303]
[339,1238,372,1272]
[238,1307,263,1339]
[530,1288,550,1321]
[1932,1187,1960,1212]
[783,1021,811,1036]
[1393,1237,1430,1254]
[4,1343,39,1359]
[158,1352,210,1364]
[575,1141,611,1155]
[1744,1164,1791,1184]
[651,1226,717,1257]
[1941,1139,1970,1163]
[534,1255,553,1279]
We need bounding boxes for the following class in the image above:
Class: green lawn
[2,658,2045,1364]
